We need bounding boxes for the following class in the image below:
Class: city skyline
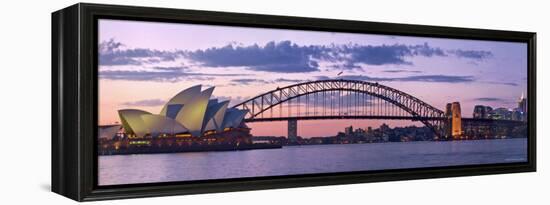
[98,19,528,137]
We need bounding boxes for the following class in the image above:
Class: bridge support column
[443,102,463,140]
[451,102,463,139]
[288,119,298,144]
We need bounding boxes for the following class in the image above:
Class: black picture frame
[52,3,536,201]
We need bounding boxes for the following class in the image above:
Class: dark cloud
[230,78,271,85]
[122,99,166,107]
[253,62,320,73]
[99,39,182,66]
[382,70,422,73]
[98,39,141,65]
[484,81,518,86]
[186,41,322,73]
[330,62,363,70]
[318,74,474,83]
[409,43,447,57]
[394,75,474,83]
[448,49,493,60]
[100,39,494,74]
[152,66,188,71]
[229,78,304,85]
[473,97,505,102]
[273,78,304,83]
[335,42,447,68]
[314,75,332,81]
[340,43,447,68]
[344,44,412,65]
[185,41,460,72]
[99,39,123,53]
[99,70,245,83]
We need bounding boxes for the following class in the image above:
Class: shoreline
[99,137,526,156]
[98,143,282,156]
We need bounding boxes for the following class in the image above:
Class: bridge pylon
[288,119,298,144]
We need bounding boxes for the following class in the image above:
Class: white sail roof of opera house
[119,109,189,138]
[117,85,248,137]
[222,108,248,129]
[159,85,201,117]
[119,109,152,138]
[203,100,230,133]
[141,115,189,136]
[174,86,215,136]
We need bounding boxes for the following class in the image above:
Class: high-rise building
[511,110,522,121]
[517,92,528,121]
[490,108,512,120]
[380,123,390,133]
[517,92,527,113]
[473,105,493,119]
[473,105,486,119]
[445,103,452,117]
[345,125,353,136]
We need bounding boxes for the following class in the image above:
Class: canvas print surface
[97,19,528,186]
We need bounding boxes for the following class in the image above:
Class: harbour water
[99,138,527,185]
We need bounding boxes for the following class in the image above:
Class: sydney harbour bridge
[232,79,526,140]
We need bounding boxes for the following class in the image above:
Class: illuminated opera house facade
[97,85,284,155]
[99,85,251,142]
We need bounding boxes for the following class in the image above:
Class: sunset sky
[98,19,527,137]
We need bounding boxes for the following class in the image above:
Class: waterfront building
[470,93,528,121]
[489,107,512,120]
[380,123,390,132]
[473,105,493,119]
[517,92,528,121]
[344,125,353,135]
[445,103,452,117]
[511,109,522,121]
[517,92,527,113]
[117,85,249,138]
[473,105,485,119]
[473,93,527,121]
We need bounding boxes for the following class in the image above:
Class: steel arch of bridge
[232,79,448,137]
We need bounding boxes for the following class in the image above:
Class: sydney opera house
[96,85,276,155]
[99,85,250,140]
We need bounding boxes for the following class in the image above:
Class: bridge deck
[245,116,526,124]
[245,115,446,122]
